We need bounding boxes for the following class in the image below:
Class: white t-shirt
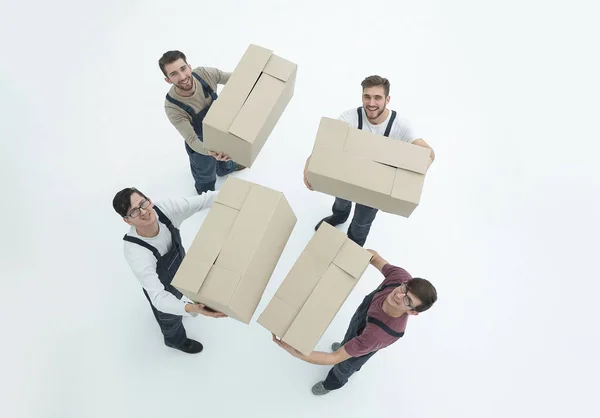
[123,192,218,316]
[338,107,417,142]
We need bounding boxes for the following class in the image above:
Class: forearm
[370,254,388,272]
[301,351,340,366]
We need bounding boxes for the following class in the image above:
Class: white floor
[1,1,598,417]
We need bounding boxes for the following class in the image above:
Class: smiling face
[362,85,390,121]
[385,283,423,316]
[164,58,194,91]
[123,192,156,228]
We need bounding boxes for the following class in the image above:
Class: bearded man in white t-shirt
[303,75,435,246]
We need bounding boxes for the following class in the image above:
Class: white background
[1,0,598,417]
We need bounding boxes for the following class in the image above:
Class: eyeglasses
[399,284,415,310]
[126,199,151,218]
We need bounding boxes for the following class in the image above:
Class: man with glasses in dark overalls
[160,50,246,195]
[113,187,227,354]
[272,249,437,395]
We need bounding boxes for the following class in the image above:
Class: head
[385,278,437,316]
[159,50,194,91]
[361,75,391,120]
[112,187,156,228]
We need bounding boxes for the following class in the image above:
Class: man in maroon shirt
[272,249,438,395]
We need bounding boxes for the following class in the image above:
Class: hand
[185,303,227,318]
[272,333,305,359]
[366,249,380,259]
[303,156,313,191]
[208,151,231,162]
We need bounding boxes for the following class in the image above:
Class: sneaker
[331,342,341,351]
[314,215,346,231]
[175,338,204,354]
[311,381,331,396]
[235,163,247,171]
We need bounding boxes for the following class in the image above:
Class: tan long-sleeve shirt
[164,67,231,154]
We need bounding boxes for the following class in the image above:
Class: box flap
[312,117,350,153]
[171,203,238,294]
[171,260,213,294]
[344,128,430,174]
[263,54,296,82]
[282,264,358,356]
[257,296,298,337]
[308,149,396,195]
[390,168,426,204]
[214,184,281,275]
[332,240,372,279]
[216,176,253,210]
[228,73,286,144]
[202,44,272,132]
[197,265,242,307]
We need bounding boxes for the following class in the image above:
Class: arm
[125,247,196,317]
[412,138,435,165]
[157,192,218,228]
[366,249,388,272]
[165,106,204,153]
[198,67,232,86]
[272,334,352,365]
[125,245,227,318]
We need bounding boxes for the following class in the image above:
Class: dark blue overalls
[123,206,188,348]
[323,281,405,390]
[166,73,237,194]
[330,107,398,246]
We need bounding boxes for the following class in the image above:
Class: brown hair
[158,50,188,77]
[407,278,437,313]
[361,75,390,97]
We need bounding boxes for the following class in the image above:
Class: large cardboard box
[258,223,372,356]
[172,177,297,324]
[202,44,297,168]
[307,117,431,217]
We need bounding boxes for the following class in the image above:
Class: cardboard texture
[306,117,431,217]
[202,44,297,167]
[257,223,372,356]
[172,177,297,324]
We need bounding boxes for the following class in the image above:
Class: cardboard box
[172,177,297,323]
[202,44,297,167]
[306,117,431,217]
[258,222,372,356]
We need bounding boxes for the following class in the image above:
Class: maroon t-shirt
[344,264,412,357]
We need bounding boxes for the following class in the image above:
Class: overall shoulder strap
[192,73,218,101]
[165,94,196,118]
[357,107,363,130]
[123,235,161,260]
[383,110,397,137]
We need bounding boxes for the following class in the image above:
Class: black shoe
[314,215,346,231]
[175,338,204,354]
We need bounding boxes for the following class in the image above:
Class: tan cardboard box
[258,222,372,356]
[172,177,297,324]
[202,44,297,167]
[306,117,431,217]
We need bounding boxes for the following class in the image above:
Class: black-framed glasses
[126,199,151,218]
[399,283,415,310]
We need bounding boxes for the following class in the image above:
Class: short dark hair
[112,187,148,217]
[406,278,437,313]
[159,50,188,77]
[361,75,390,97]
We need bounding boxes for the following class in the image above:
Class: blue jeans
[331,198,379,247]
[185,143,238,194]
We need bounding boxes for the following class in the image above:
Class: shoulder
[382,263,412,283]
[390,113,416,142]
[338,108,360,127]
